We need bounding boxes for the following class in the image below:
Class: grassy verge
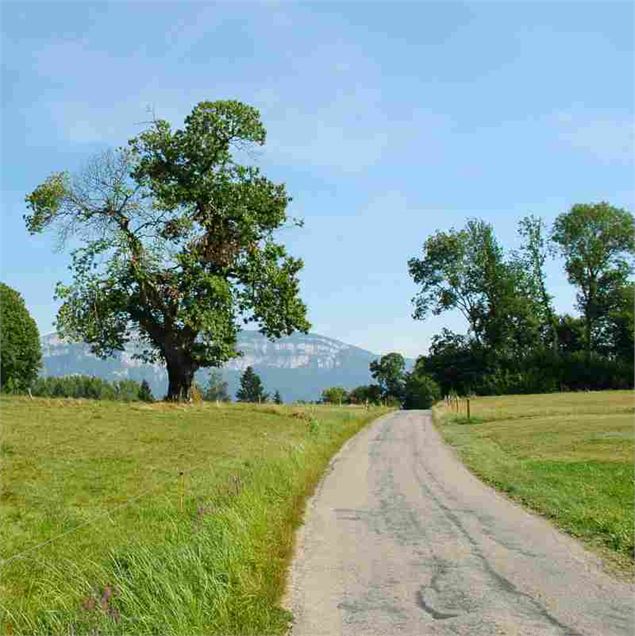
[433,391,634,578]
[0,397,388,635]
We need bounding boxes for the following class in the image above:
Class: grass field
[433,391,634,576]
[0,397,387,635]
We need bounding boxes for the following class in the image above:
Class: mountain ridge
[40,331,399,402]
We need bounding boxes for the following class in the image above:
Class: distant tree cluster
[408,203,634,395]
[30,375,154,401]
[320,353,439,409]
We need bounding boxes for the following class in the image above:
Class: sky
[1,0,633,358]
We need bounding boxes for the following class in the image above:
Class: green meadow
[433,391,634,577]
[0,397,387,635]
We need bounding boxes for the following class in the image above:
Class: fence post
[467,398,471,421]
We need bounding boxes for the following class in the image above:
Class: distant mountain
[40,331,401,402]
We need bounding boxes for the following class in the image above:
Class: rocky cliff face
[40,331,382,402]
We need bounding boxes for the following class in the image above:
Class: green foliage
[408,219,542,356]
[203,370,230,402]
[369,352,405,401]
[236,366,267,403]
[24,101,310,401]
[515,215,558,350]
[273,390,283,405]
[320,386,348,405]
[410,206,634,396]
[402,367,440,409]
[0,283,41,392]
[31,375,146,401]
[552,202,635,355]
[347,384,383,405]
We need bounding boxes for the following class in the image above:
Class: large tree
[0,283,42,392]
[25,100,310,400]
[551,203,635,356]
[408,219,541,356]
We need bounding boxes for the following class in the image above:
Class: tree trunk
[166,358,196,401]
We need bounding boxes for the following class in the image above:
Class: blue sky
[2,1,633,357]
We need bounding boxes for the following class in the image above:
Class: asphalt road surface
[286,410,634,635]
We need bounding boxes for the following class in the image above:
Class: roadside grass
[433,391,634,578]
[0,397,388,635]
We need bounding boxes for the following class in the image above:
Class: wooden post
[467,398,471,421]
[179,471,185,512]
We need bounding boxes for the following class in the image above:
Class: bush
[0,283,41,392]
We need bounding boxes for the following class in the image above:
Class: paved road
[286,410,634,635]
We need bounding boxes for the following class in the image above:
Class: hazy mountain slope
[40,331,390,402]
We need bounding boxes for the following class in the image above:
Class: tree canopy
[552,202,635,356]
[0,283,41,392]
[25,100,310,400]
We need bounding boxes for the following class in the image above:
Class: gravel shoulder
[285,410,634,635]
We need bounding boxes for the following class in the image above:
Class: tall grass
[0,398,387,634]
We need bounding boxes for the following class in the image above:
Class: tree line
[3,98,634,403]
[321,203,633,406]
[408,204,633,396]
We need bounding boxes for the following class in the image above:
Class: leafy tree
[0,283,41,392]
[599,283,634,363]
[551,203,635,356]
[408,219,541,356]
[369,352,406,401]
[421,330,490,396]
[236,366,267,403]
[321,386,348,405]
[25,100,310,401]
[348,384,382,405]
[203,370,230,402]
[515,215,558,351]
[273,390,283,404]
[138,379,154,402]
[403,365,440,409]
